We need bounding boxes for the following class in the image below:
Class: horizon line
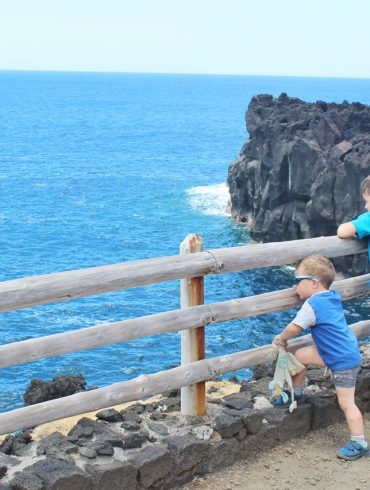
[1,68,370,81]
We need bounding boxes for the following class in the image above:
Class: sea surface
[1,71,370,413]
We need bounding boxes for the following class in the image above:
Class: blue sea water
[1,71,370,413]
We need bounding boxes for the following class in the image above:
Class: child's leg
[335,369,368,460]
[292,345,325,387]
[335,386,364,436]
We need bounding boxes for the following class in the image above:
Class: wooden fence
[0,235,369,435]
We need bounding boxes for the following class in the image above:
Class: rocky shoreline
[227,94,370,275]
[1,345,369,489]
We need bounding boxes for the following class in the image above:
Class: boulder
[228,94,370,275]
[0,431,32,456]
[128,445,172,489]
[12,458,91,490]
[23,375,86,405]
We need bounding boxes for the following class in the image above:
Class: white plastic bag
[269,347,305,412]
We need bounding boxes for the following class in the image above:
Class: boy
[273,255,368,461]
[337,175,370,251]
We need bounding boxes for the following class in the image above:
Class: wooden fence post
[180,234,206,415]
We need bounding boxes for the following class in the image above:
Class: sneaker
[273,390,304,409]
[337,441,369,461]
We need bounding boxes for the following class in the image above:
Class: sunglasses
[293,275,320,284]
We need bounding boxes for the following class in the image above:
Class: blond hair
[296,256,336,289]
[361,175,370,195]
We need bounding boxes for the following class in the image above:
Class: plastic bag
[269,347,305,412]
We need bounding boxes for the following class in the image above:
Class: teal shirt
[351,212,370,260]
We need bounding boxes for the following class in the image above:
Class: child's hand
[273,334,287,347]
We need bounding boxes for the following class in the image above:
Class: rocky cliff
[227,93,370,274]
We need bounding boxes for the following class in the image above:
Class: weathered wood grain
[0,274,368,369]
[0,236,365,312]
[180,234,206,416]
[0,319,369,435]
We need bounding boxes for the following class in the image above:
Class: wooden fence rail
[0,274,369,369]
[0,320,369,436]
[0,235,369,434]
[0,236,365,312]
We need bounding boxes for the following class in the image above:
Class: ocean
[1,71,370,413]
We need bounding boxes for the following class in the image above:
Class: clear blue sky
[1,0,369,78]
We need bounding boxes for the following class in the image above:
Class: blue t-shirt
[307,290,361,371]
[351,212,370,260]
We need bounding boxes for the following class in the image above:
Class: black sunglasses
[293,275,320,284]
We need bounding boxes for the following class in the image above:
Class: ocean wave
[187,183,231,217]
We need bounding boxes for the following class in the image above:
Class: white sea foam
[187,183,231,217]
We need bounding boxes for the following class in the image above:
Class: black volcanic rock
[23,374,87,405]
[227,93,370,274]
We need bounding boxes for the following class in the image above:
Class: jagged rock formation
[227,93,370,273]
[23,375,87,405]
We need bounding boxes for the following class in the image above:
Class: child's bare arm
[273,323,303,346]
[337,222,357,238]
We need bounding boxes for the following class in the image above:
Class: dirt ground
[181,412,370,490]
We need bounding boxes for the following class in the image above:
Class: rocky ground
[181,412,370,490]
[1,346,369,489]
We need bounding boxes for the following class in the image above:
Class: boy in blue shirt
[337,174,370,254]
[273,255,368,461]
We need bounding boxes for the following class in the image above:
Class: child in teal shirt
[337,175,370,253]
[336,174,370,459]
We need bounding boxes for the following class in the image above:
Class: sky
[1,0,370,78]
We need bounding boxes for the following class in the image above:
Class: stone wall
[1,346,370,489]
